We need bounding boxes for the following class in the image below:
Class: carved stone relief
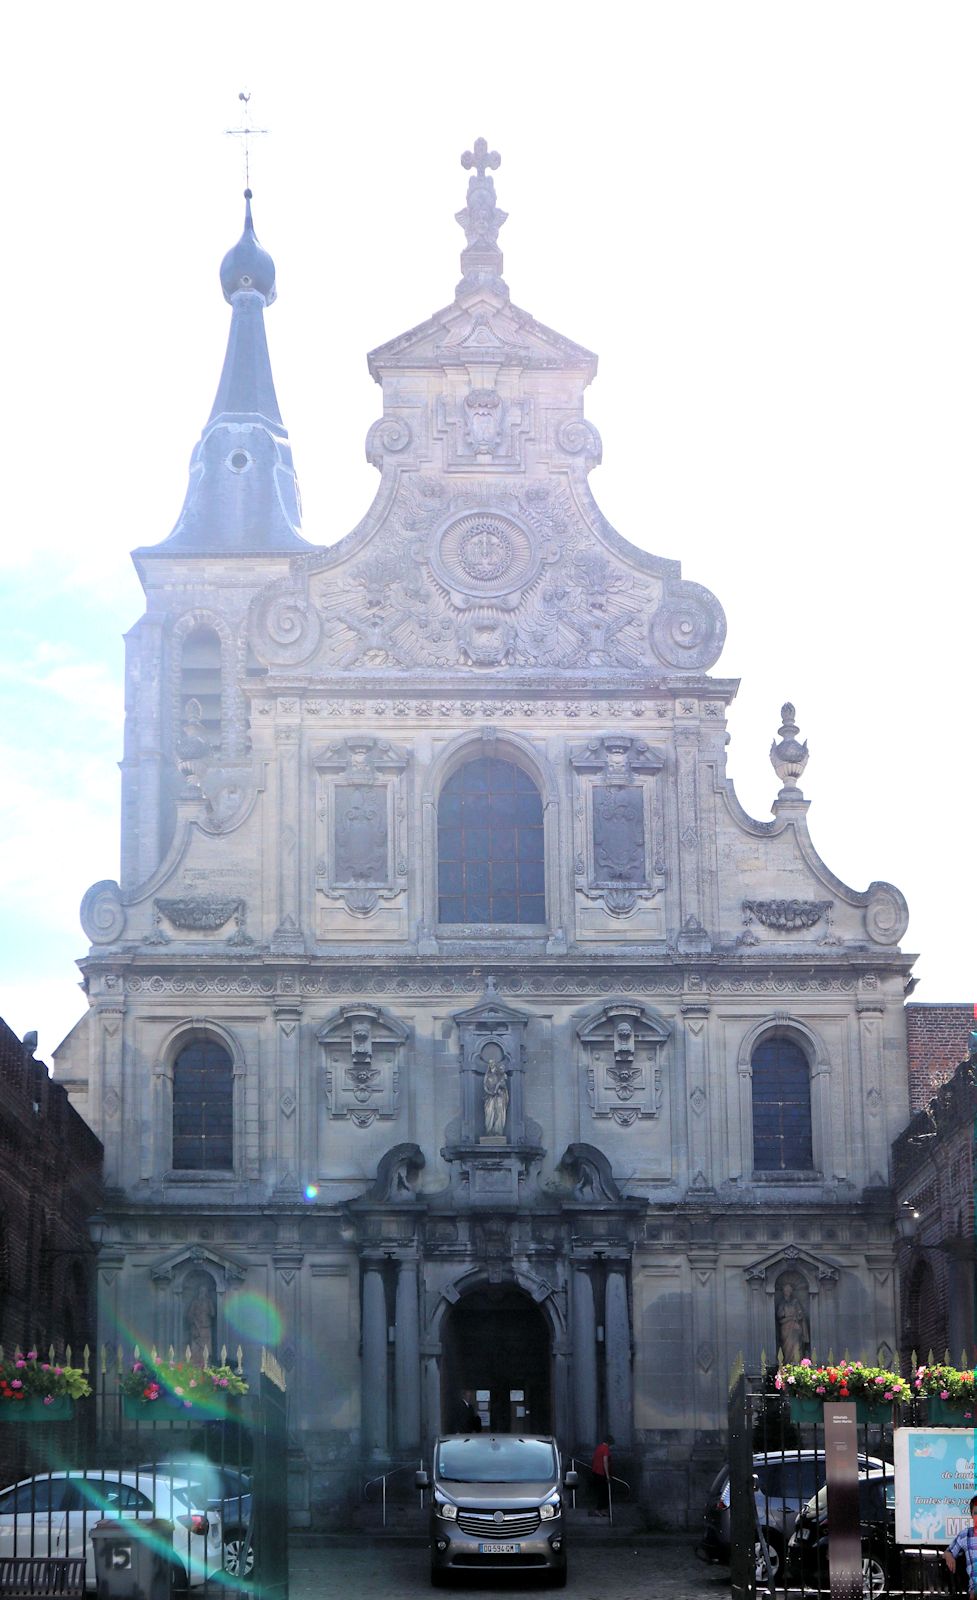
[146,895,252,945]
[434,385,533,470]
[571,736,665,917]
[577,1001,671,1124]
[318,1005,409,1124]
[313,737,409,917]
[247,475,724,675]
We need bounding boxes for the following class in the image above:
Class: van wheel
[862,1555,888,1598]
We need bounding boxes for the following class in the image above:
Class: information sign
[894,1428,977,1545]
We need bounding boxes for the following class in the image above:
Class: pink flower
[26,1352,37,1361]
[14,1361,25,1370]
[11,1381,22,1390]
[815,1386,826,1395]
[801,1358,812,1368]
[43,1396,54,1406]
[774,1375,783,1390]
[132,1362,143,1373]
[941,1391,950,1400]
[884,1392,893,1400]
[876,1376,886,1385]
[54,1368,62,1377]
[786,1375,796,1385]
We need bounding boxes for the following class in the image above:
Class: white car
[0,1470,222,1589]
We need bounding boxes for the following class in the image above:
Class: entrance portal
[441,1283,552,1434]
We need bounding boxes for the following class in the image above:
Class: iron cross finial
[225,90,269,193]
[461,138,501,179]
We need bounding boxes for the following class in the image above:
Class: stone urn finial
[769,702,809,798]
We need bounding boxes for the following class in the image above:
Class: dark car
[699,1450,886,1582]
[787,1469,943,1595]
[139,1457,253,1577]
[417,1433,576,1588]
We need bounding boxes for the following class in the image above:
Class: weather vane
[225,90,268,193]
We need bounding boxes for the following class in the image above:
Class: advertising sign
[895,1428,977,1545]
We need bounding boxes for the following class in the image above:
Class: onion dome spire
[140,190,311,556]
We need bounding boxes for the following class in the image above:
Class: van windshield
[438,1437,557,1483]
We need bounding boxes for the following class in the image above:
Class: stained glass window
[438,758,545,925]
[172,1039,234,1171]
[751,1035,814,1171]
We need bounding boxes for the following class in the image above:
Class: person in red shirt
[590,1435,614,1515]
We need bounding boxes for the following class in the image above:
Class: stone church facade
[55,144,915,1525]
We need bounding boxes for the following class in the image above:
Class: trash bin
[91,1518,177,1600]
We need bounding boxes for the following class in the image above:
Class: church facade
[55,144,915,1525]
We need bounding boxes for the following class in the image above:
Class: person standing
[945,1497,977,1594]
[590,1434,613,1516]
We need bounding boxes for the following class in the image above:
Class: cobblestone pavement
[289,1538,728,1599]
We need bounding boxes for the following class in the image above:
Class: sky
[0,1,974,1061]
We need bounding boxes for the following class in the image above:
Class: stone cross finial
[461,138,501,179]
[456,139,507,288]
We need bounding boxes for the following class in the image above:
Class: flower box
[0,1397,74,1422]
[927,1398,977,1426]
[789,1395,895,1425]
[122,1392,241,1422]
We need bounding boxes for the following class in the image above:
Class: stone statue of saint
[482,1047,509,1137]
[186,1279,217,1365]
[775,1277,810,1364]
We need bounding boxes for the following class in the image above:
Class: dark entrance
[441,1283,552,1434]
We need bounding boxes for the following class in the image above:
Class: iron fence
[0,1343,286,1600]
[728,1367,955,1600]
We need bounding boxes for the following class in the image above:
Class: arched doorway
[441,1283,552,1435]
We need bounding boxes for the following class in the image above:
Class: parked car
[0,1470,222,1589]
[139,1456,253,1576]
[787,1467,943,1595]
[699,1450,887,1582]
[417,1433,577,1588]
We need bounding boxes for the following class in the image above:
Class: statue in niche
[185,1275,217,1364]
[775,1273,811,1363]
[335,785,386,882]
[481,1043,509,1137]
[593,786,645,883]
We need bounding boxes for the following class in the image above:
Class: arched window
[172,1039,234,1171]
[437,757,545,925]
[179,626,222,752]
[751,1034,813,1171]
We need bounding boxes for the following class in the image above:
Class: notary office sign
[894,1429,977,1545]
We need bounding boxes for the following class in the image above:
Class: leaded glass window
[172,1039,234,1171]
[438,757,545,925]
[751,1035,813,1171]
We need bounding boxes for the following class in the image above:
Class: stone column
[604,1266,632,1446]
[395,1258,421,1451]
[682,1002,712,1186]
[857,1002,888,1182]
[422,1345,442,1447]
[361,1263,389,1457]
[570,1265,598,1446]
[134,619,164,886]
[274,1003,302,1186]
[272,723,303,948]
[674,733,702,928]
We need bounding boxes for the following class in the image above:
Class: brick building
[0,1016,103,1358]
[906,1003,975,1112]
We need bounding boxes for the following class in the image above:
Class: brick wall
[0,1015,103,1355]
[906,1002,975,1113]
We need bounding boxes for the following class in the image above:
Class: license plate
[479,1542,521,1554]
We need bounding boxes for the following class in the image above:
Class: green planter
[788,1396,824,1423]
[0,1396,74,1422]
[855,1400,896,1425]
[789,1396,896,1425]
[122,1392,240,1422]
[927,1398,977,1425]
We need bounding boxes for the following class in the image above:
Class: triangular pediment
[368,296,597,379]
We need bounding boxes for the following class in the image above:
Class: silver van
[417,1433,577,1588]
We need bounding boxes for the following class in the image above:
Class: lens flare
[223,1291,283,1345]
[304,1183,319,1201]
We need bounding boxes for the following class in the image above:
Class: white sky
[1,1,974,1060]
